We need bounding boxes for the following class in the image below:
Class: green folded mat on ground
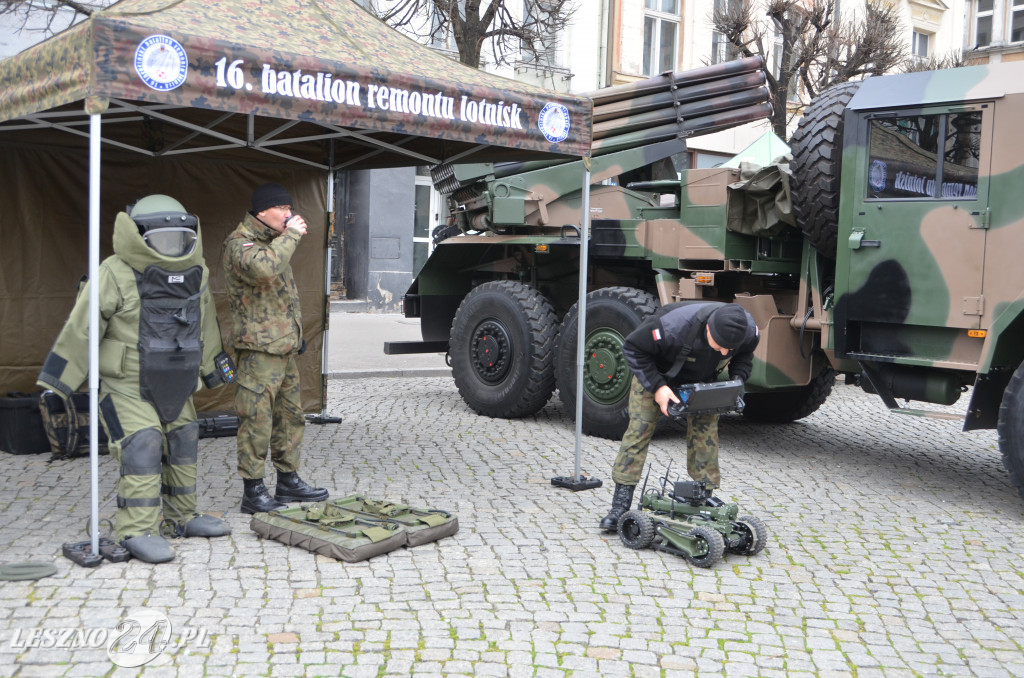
[250,507,407,562]
[326,495,459,547]
[250,495,458,561]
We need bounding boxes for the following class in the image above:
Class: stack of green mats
[250,494,459,562]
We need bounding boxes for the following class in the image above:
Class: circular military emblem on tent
[869,160,887,192]
[538,103,571,143]
[134,35,189,92]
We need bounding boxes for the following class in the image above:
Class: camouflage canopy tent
[0,0,592,417]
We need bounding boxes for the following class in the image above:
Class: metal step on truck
[385,56,1024,499]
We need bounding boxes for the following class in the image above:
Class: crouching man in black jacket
[599,302,760,531]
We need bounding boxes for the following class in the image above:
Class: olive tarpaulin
[0,0,593,414]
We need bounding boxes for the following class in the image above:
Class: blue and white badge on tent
[134,35,189,92]
[538,102,571,144]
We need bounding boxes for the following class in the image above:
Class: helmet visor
[143,227,197,257]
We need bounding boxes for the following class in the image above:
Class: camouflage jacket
[222,213,303,355]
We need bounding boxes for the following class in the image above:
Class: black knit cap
[251,182,293,214]
[707,304,750,350]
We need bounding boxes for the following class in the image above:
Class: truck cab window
[866,111,981,200]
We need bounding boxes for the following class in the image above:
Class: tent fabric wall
[0,139,327,412]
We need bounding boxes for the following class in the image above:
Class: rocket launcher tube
[592,70,768,123]
[488,100,773,181]
[593,86,771,140]
[589,55,765,106]
[590,102,775,156]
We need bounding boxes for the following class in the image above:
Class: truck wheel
[732,515,768,556]
[790,80,861,258]
[684,525,725,568]
[741,364,835,423]
[556,287,660,440]
[449,280,558,419]
[617,510,656,550]
[997,362,1024,499]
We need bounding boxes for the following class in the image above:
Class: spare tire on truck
[789,80,862,258]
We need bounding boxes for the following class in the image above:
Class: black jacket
[622,301,759,393]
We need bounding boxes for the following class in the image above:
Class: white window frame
[912,30,931,60]
[1012,0,1024,42]
[413,172,443,277]
[974,0,995,47]
[644,0,680,76]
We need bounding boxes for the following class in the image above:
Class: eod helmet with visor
[128,194,198,257]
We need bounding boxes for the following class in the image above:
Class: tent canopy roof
[0,0,592,169]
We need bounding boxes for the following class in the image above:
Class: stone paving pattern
[1,378,1023,677]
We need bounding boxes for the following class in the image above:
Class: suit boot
[274,471,329,503]
[599,483,636,531]
[240,478,286,514]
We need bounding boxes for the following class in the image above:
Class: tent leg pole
[89,115,101,556]
[551,158,602,492]
[308,156,342,425]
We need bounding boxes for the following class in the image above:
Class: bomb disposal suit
[37,196,234,561]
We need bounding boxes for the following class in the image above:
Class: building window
[644,0,679,76]
[912,30,930,60]
[975,0,994,47]
[1013,0,1024,42]
[712,0,743,65]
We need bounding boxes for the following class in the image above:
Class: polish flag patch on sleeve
[652,328,662,341]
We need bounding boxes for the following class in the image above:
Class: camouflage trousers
[234,350,304,480]
[99,390,200,541]
[611,376,721,488]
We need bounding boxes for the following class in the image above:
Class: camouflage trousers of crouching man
[611,376,721,488]
[99,391,201,541]
[234,349,304,480]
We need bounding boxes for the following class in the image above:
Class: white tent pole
[88,114,101,556]
[571,158,592,482]
[308,142,341,425]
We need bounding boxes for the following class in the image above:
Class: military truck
[386,57,1024,498]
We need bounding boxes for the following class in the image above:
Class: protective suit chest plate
[136,265,203,423]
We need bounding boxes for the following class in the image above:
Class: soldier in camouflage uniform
[223,183,329,514]
[38,195,235,563]
[599,302,759,531]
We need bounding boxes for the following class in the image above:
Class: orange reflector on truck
[968,329,987,338]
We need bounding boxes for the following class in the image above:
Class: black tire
[617,510,656,550]
[556,287,659,440]
[732,515,768,556]
[790,80,862,258]
[741,364,835,423]
[684,525,725,569]
[997,362,1024,499]
[449,281,558,419]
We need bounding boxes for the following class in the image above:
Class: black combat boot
[274,472,329,503]
[598,483,636,531]
[241,478,287,514]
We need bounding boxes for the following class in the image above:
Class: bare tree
[712,0,905,140]
[371,0,575,69]
[901,49,972,73]
[1,0,108,37]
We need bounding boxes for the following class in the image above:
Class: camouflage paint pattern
[831,61,1024,390]
[612,377,721,487]
[234,349,304,480]
[0,0,591,158]
[222,213,303,355]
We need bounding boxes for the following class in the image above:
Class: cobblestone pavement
[1,378,1023,677]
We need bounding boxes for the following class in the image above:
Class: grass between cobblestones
[1,379,1023,676]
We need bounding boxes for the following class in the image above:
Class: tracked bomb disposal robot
[616,378,769,568]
